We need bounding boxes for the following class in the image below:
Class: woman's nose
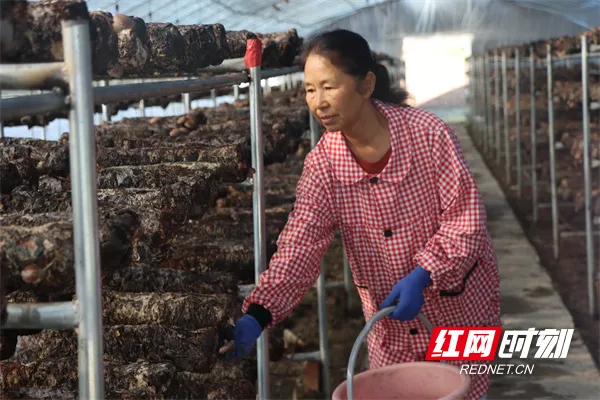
[316,90,328,109]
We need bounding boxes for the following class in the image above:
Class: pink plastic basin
[332,361,471,400]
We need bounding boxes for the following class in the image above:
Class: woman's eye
[306,88,315,93]
[324,87,332,90]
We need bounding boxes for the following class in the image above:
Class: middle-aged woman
[222,29,501,400]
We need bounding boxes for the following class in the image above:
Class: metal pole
[211,88,217,107]
[0,62,68,90]
[581,35,596,316]
[0,121,4,138]
[515,49,522,197]
[138,79,146,117]
[2,302,78,329]
[469,57,477,128]
[309,113,331,400]
[183,93,191,113]
[546,44,560,259]
[343,247,354,311]
[480,56,486,144]
[101,79,111,122]
[62,20,105,400]
[249,58,270,400]
[93,73,248,105]
[502,51,510,185]
[494,52,501,164]
[485,53,492,156]
[0,91,67,121]
[530,46,538,223]
[233,84,239,100]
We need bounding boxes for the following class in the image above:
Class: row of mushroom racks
[0,18,317,400]
[467,33,599,317]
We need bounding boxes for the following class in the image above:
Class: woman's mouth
[319,115,338,125]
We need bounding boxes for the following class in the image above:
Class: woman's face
[304,52,372,132]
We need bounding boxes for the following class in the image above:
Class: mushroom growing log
[97,161,245,189]
[11,325,219,373]
[0,211,138,294]
[0,357,177,399]
[105,267,237,295]
[99,291,236,329]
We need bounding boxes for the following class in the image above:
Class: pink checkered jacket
[243,100,501,400]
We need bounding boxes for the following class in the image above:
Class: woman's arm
[414,123,487,294]
[242,152,336,327]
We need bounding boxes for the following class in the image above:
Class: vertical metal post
[530,46,538,223]
[249,59,270,400]
[515,49,522,197]
[183,93,191,113]
[0,86,3,138]
[480,56,486,144]
[494,52,501,164]
[309,114,331,400]
[502,51,510,185]
[343,248,353,311]
[546,44,559,258]
[62,20,105,400]
[211,88,217,107]
[485,53,492,156]
[469,57,477,126]
[233,84,239,100]
[280,76,286,92]
[139,79,146,117]
[581,35,596,316]
[101,79,111,122]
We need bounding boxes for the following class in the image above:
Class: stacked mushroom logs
[0,88,307,398]
[481,29,600,229]
[0,0,303,75]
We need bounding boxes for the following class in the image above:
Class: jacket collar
[324,99,413,185]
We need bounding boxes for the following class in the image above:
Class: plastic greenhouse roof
[85,0,600,37]
[85,0,390,36]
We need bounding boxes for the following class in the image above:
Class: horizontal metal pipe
[483,51,600,65]
[261,66,302,79]
[0,62,68,90]
[0,91,67,121]
[93,73,249,105]
[239,280,346,296]
[2,302,78,330]
[559,230,600,238]
[289,350,321,361]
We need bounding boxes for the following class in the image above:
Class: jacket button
[370,177,379,183]
[384,229,393,237]
[409,328,418,335]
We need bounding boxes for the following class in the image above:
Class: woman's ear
[362,71,376,98]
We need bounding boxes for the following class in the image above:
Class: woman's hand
[380,265,432,321]
[219,314,262,359]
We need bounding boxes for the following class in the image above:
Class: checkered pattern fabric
[243,100,501,400]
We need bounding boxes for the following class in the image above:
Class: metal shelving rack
[1,18,405,398]
[468,38,599,317]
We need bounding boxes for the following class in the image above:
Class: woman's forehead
[304,54,345,82]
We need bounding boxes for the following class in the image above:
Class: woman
[224,29,500,400]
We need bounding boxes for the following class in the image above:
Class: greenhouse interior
[1,0,599,399]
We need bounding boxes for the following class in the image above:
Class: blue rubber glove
[380,265,432,321]
[230,314,262,359]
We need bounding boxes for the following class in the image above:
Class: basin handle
[346,306,434,400]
